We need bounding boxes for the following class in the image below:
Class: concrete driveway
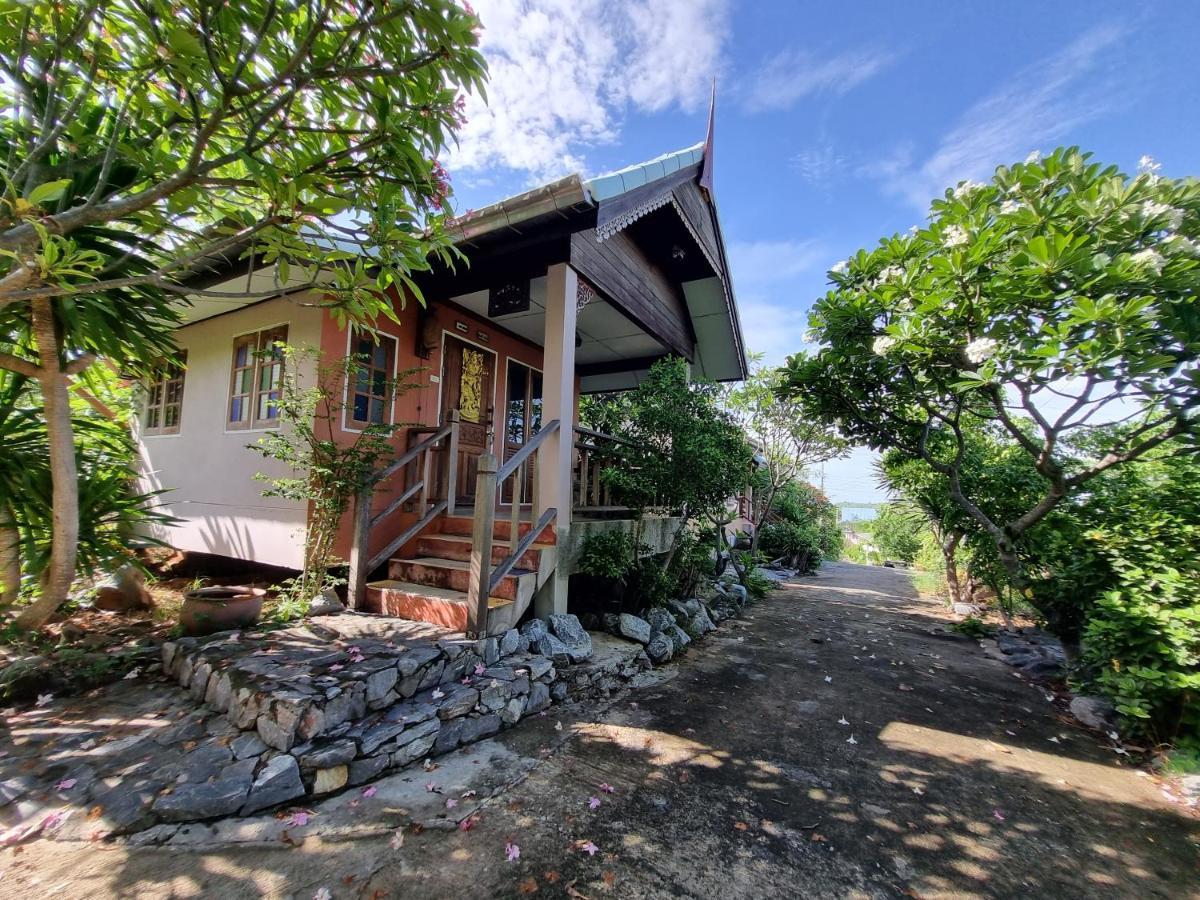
[4,562,1197,898]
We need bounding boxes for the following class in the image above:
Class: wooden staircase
[363,514,557,636]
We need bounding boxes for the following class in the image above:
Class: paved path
[4,562,1198,898]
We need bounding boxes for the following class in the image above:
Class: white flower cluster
[942,225,969,248]
[1130,247,1166,275]
[1025,150,1042,164]
[1165,234,1200,256]
[998,199,1023,215]
[831,260,849,275]
[953,180,985,200]
[872,265,904,287]
[1138,155,1162,175]
[1141,200,1184,231]
[965,337,998,364]
[872,335,898,356]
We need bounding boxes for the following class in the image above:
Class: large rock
[499,628,520,657]
[520,619,549,642]
[646,607,676,634]
[547,614,594,662]
[241,755,304,815]
[524,681,551,715]
[459,713,502,744]
[532,632,572,665]
[666,624,691,651]
[311,765,349,794]
[437,686,480,720]
[298,739,357,770]
[684,606,716,639]
[646,633,673,664]
[152,763,253,822]
[617,613,652,645]
[724,583,749,605]
[1070,695,1117,731]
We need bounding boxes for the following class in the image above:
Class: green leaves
[27,180,72,207]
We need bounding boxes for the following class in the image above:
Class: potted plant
[180,585,266,635]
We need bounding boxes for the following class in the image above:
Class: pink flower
[993,809,1006,822]
[426,781,440,793]
[55,778,77,791]
[505,840,520,862]
[446,797,458,809]
[284,810,312,827]
[588,796,601,810]
[474,663,486,676]
[598,783,615,794]
[329,664,344,672]
[579,840,599,856]
[362,786,377,799]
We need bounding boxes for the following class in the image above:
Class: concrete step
[363,579,513,633]
[437,514,556,544]
[414,533,551,569]
[387,556,533,602]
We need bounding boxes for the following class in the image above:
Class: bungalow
[136,136,747,638]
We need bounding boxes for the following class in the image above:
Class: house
[136,136,747,637]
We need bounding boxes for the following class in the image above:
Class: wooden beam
[576,354,670,377]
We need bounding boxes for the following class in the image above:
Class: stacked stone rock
[598,578,750,663]
[154,614,608,824]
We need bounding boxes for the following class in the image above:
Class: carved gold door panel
[441,335,496,504]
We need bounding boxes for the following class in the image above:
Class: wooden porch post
[347,486,372,610]
[466,452,497,638]
[536,262,578,618]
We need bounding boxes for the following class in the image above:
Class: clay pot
[180,585,265,635]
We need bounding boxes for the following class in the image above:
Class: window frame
[227,324,288,431]
[142,352,188,437]
[345,328,399,430]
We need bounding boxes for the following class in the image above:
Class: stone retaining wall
[152,616,649,825]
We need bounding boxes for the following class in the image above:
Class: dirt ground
[3,562,1197,899]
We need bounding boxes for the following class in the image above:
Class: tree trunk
[0,500,20,608]
[15,299,79,630]
[942,532,962,607]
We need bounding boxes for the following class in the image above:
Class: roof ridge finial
[699,78,716,195]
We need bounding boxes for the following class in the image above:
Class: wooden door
[441,335,496,505]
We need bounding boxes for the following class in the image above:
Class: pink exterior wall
[322,287,578,565]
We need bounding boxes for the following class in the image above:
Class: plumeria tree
[782,148,1200,597]
[0,1,485,628]
[723,359,847,562]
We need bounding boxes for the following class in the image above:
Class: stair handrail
[347,415,460,610]
[465,419,561,638]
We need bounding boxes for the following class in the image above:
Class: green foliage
[949,617,995,640]
[0,370,174,598]
[592,358,753,518]
[869,503,925,564]
[250,344,419,609]
[577,530,637,582]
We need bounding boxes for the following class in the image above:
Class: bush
[577,530,636,581]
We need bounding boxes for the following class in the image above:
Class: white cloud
[791,140,848,185]
[743,47,895,114]
[736,295,814,368]
[448,0,729,182]
[729,238,827,288]
[872,23,1126,210]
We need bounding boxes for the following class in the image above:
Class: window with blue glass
[350,331,396,426]
[228,325,287,429]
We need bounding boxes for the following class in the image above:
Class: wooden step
[387,556,533,601]
[436,514,556,544]
[414,533,550,569]
[364,580,511,633]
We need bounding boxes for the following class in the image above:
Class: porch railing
[573,426,637,511]
[464,419,560,638]
[347,412,461,609]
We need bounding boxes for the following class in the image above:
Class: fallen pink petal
[505,840,520,862]
[588,796,601,809]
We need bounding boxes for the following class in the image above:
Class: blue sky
[446,0,1200,504]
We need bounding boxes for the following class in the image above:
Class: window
[143,353,187,436]
[349,330,397,426]
[228,325,287,429]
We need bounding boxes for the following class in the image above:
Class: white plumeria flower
[1164,235,1200,256]
[830,259,849,275]
[876,265,904,284]
[1025,150,1042,164]
[999,199,1022,215]
[965,337,998,364]
[942,225,969,248]
[1138,154,1162,174]
[952,180,985,200]
[1141,200,1184,231]
[1131,248,1166,275]
[872,335,898,356]
[897,297,914,312]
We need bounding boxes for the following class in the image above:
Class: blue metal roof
[583,142,706,203]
